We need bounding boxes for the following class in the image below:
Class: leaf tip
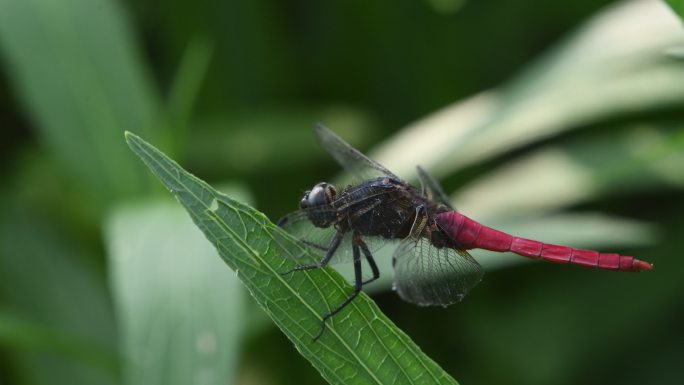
[124,130,137,142]
[124,131,145,155]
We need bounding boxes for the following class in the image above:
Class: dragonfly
[278,124,653,340]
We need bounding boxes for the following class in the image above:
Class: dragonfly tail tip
[633,259,653,272]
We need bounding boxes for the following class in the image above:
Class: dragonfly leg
[300,240,328,252]
[410,205,428,237]
[314,236,363,341]
[282,229,344,275]
[359,240,379,285]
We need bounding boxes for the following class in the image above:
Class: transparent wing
[314,123,402,181]
[277,209,387,264]
[416,166,454,210]
[277,209,338,261]
[392,236,484,307]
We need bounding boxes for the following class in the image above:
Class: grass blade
[124,132,457,385]
[372,0,684,179]
[106,200,246,385]
[664,0,684,22]
[0,0,160,207]
[0,310,117,375]
[165,36,213,155]
[452,124,684,218]
[0,210,118,385]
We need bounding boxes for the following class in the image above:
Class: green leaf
[165,36,213,156]
[0,210,118,385]
[124,132,457,385]
[452,124,684,218]
[106,200,247,385]
[0,0,160,208]
[664,0,684,22]
[372,0,684,179]
[0,310,117,375]
[665,46,684,59]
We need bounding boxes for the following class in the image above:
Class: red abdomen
[436,211,652,272]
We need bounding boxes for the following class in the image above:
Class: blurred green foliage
[1,0,683,384]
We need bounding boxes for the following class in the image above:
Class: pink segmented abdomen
[435,211,652,272]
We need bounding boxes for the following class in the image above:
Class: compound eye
[299,190,311,209]
[299,182,336,209]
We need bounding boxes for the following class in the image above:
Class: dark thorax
[331,177,432,240]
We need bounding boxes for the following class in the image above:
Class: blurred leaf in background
[106,198,248,385]
[0,0,162,211]
[0,209,118,385]
[0,0,165,384]
[665,0,684,20]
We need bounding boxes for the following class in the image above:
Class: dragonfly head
[300,182,337,210]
